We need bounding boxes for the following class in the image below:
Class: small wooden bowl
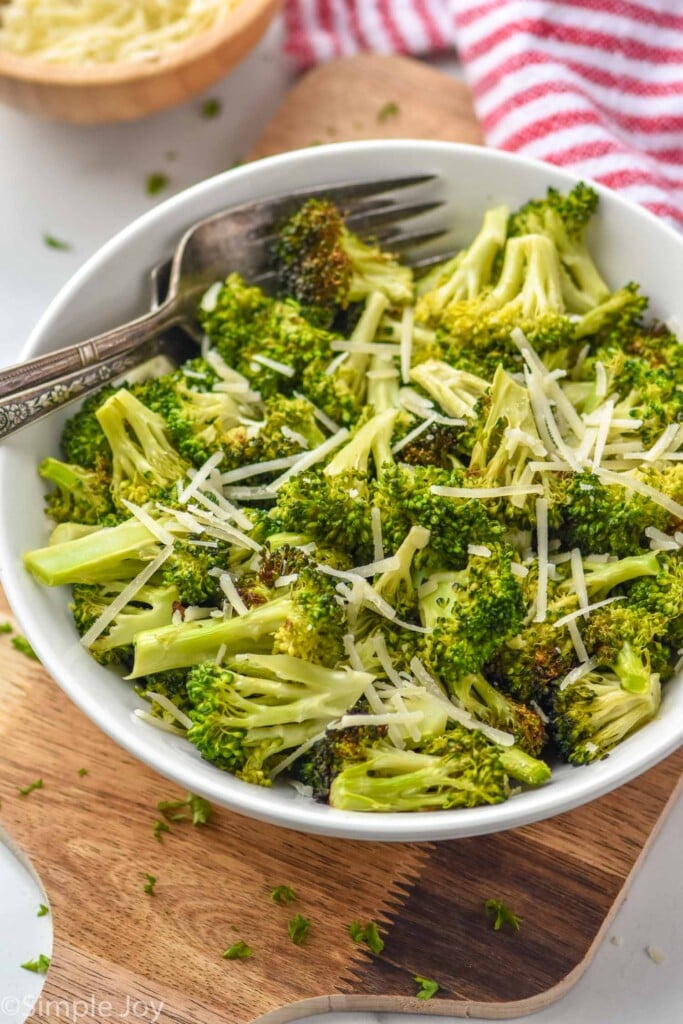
[0,0,280,123]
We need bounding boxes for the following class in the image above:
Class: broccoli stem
[614,641,652,695]
[428,206,509,313]
[580,552,660,599]
[486,235,564,318]
[324,409,398,478]
[498,745,551,787]
[24,519,166,586]
[129,595,295,678]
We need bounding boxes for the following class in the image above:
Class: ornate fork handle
[0,298,181,400]
[0,339,164,440]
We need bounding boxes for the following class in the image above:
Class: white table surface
[0,15,681,1024]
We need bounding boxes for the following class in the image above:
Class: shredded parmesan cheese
[553,595,627,630]
[267,429,349,491]
[432,483,544,499]
[251,354,295,378]
[534,497,549,623]
[371,506,384,561]
[597,469,683,520]
[400,305,414,384]
[81,545,173,649]
[144,691,193,730]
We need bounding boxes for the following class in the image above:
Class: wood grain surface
[0,53,680,1024]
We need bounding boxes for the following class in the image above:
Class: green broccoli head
[551,652,661,765]
[185,655,373,784]
[328,724,511,812]
[508,183,609,312]
[39,457,116,525]
[419,544,526,677]
[293,722,388,802]
[72,580,179,666]
[95,388,189,510]
[61,384,118,471]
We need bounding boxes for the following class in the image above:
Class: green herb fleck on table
[348,920,384,954]
[484,899,522,932]
[378,100,400,122]
[153,819,170,842]
[144,873,157,895]
[223,940,253,960]
[12,635,38,660]
[414,975,439,1000]
[37,904,49,918]
[165,150,178,162]
[0,621,13,634]
[43,234,71,251]
[157,792,213,825]
[18,779,43,796]
[146,172,169,196]
[201,98,222,119]
[270,885,296,905]
[288,913,311,945]
[21,954,51,975]
[77,767,88,777]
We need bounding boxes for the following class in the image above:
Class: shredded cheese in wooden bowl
[0,0,241,65]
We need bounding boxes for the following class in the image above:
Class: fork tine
[377,228,449,255]
[244,175,438,241]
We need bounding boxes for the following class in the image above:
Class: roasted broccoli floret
[271,198,414,312]
[409,360,490,420]
[199,273,337,397]
[95,388,189,510]
[508,183,609,312]
[61,384,117,470]
[129,568,347,677]
[71,581,179,666]
[328,724,548,812]
[185,654,373,785]
[373,525,431,617]
[552,643,661,765]
[416,206,509,324]
[293,723,388,802]
[419,545,525,676]
[39,457,116,525]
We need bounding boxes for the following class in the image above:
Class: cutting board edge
[252,764,683,1023]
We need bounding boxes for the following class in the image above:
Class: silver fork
[0,175,445,439]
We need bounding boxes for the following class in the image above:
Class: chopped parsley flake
[348,920,384,954]
[153,819,170,842]
[414,975,439,1000]
[201,98,222,119]
[37,904,49,917]
[0,621,13,633]
[77,768,88,777]
[43,234,71,251]
[18,779,43,796]
[223,940,253,960]
[270,885,296,905]
[146,173,169,196]
[12,635,38,660]
[378,101,400,122]
[144,873,157,895]
[21,954,51,975]
[287,913,311,945]
[484,899,522,932]
[157,792,212,825]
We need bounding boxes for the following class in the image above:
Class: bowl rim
[0,0,280,85]
[3,138,682,841]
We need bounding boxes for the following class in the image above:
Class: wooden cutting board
[1,53,681,1024]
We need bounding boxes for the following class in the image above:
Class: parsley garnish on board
[223,940,253,960]
[37,904,49,917]
[12,635,38,660]
[157,792,213,825]
[77,767,88,777]
[414,975,439,1000]
[0,621,13,633]
[153,819,170,842]
[18,779,43,796]
[144,873,157,895]
[21,955,51,975]
[270,885,296,905]
[378,100,400,122]
[484,898,522,932]
[348,920,384,954]
[287,913,311,945]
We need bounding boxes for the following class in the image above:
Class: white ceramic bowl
[1,141,681,842]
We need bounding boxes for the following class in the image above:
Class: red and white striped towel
[284,0,683,228]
